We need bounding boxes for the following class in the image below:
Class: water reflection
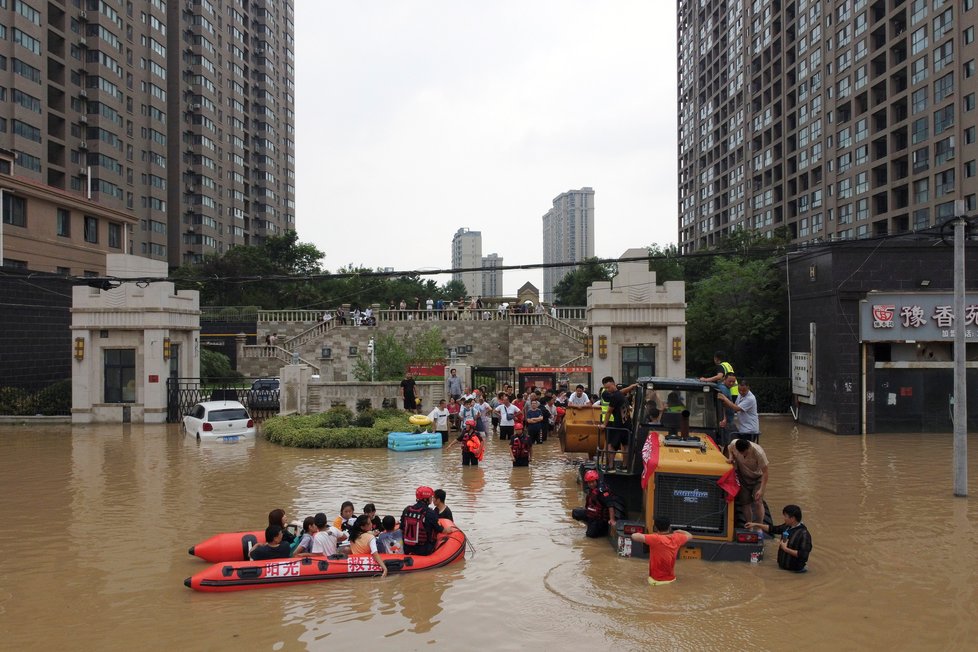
[0,419,977,650]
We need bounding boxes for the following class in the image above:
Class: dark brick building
[0,269,72,388]
[785,237,978,434]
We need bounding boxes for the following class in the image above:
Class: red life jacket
[585,485,611,521]
[511,434,530,459]
[401,502,429,547]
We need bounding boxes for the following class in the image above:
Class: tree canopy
[553,258,616,305]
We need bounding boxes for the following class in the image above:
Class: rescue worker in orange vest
[400,486,456,555]
[571,470,623,538]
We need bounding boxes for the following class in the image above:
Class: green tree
[553,258,616,305]
[685,257,787,377]
[410,327,447,363]
[199,348,243,384]
[646,243,685,283]
[352,333,411,381]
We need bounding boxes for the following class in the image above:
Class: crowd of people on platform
[318,297,561,326]
[248,491,460,574]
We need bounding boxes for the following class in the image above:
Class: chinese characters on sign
[264,561,301,578]
[861,294,978,342]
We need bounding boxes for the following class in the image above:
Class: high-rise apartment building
[542,187,594,302]
[0,0,295,270]
[451,227,482,297]
[677,0,977,253]
[481,252,502,298]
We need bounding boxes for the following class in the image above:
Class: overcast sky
[294,1,677,295]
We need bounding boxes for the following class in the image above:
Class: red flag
[717,468,740,502]
[640,433,660,490]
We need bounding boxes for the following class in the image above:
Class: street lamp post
[952,204,968,497]
[368,337,375,382]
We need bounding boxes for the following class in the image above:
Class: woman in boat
[347,515,388,577]
[268,508,296,545]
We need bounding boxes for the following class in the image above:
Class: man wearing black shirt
[747,504,813,572]
[249,525,292,561]
[599,376,638,455]
[400,372,418,413]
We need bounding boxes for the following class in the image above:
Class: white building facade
[543,187,595,302]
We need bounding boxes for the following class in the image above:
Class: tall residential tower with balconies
[0,0,295,271]
[542,187,594,303]
[678,0,977,252]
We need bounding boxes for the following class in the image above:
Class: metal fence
[166,377,279,423]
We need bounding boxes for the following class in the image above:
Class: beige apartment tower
[678,0,978,252]
[542,187,594,303]
[0,0,295,271]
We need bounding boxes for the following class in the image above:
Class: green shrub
[0,387,28,415]
[240,306,260,320]
[354,410,376,427]
[218,306,239,320]
[747,377,791,413]
[323,405,353,427]
[262,411,414,449]
[35,380,71,416]
[200,348,244,384]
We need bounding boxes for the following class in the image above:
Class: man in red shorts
[631,516,692,585]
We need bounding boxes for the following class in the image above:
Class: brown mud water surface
[0,418,976,650]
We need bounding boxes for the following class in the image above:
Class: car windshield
[637,384,717,429]
[209,408,249,422]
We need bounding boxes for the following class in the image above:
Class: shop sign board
[860,293,978,342]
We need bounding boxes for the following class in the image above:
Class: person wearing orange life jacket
[447,419,484,466]
[571,470,623,538]
[510,426,532,467]
[400,486,456,555]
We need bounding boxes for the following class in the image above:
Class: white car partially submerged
[184,401,256,442]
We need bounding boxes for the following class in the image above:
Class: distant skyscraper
[451,227,482,297]
[481,253,503,298]
[542,187,594,303]
[0,0,295,270]
[677,0,977,252]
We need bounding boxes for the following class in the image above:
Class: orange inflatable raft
[189,530,266,562]
[185,521,465,592]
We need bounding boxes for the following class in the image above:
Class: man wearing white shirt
[567,384,592,408]
[494,393,522,440]
[427,399,451,444]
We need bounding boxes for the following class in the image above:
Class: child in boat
[332,501,356,531]
[376,515,403,554]
[292,516,317,556]
[249,525,292,561]
[362,503,382,531]
[311,512,347,556]
[347,515,388,577]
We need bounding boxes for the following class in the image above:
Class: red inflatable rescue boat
[189,530,265,562]
[185,521,465,592]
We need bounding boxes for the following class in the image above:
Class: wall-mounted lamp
[349,346,358,356]
[585,335,593,357]
[162,337,171,361]
[74,337,85,361]
[672,337,683,362]
[598,335,608,359]
[919,279,931,288]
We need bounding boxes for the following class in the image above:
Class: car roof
[196,401,248,410]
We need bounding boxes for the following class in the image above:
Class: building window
[935,169,955,197]
[56,208,70,237]
[914,178,929,203]
[966,160,977,178]
[966,126,977,144]
[856,198,869,221]
[935,137,955,165]
[934,73,954,101]
[912,87,928,114]
[104,349,136,403]
[2,193,27,227]
[913,208,930,230]
[855,145,869,166]
[108,222,121,249]
[56,266,70,276]
[934,105,954,134]
[855,172,869,194]
[912,56,929,84]
[621,345,655,386]
[912,117,929,143]
[913,146,930,173]
[911,27,928,55]
[84,216,98,243]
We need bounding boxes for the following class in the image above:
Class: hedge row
[262,407,414,448]
[0,380,72,416]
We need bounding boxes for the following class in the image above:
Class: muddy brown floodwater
[0,418,976,651]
